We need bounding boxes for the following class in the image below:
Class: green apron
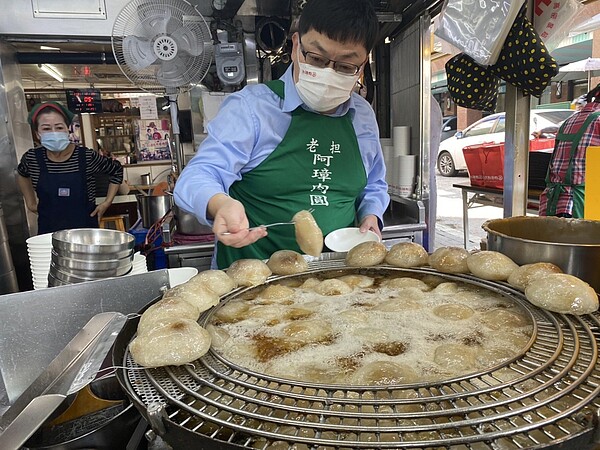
[544,111,600,218]
[217,80,367,268]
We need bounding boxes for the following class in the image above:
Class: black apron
[35,148,98,234]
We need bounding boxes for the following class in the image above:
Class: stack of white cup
[380,138,394,187]
[391,126,415,196]
[129,252,148,275]
[395,155,417,197]
[26,233,53,290]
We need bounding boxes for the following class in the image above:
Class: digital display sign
[65,89,103,114]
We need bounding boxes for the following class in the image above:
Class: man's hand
[209,194,267,248]
[359,215,382,239]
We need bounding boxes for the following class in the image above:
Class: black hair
[298,0,379,53]
[587,83,600,103]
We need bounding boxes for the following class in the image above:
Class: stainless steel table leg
[462,189,469,249]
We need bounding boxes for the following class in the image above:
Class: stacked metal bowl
[48,228,135,287]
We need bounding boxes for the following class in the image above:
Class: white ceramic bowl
[167,267,199,288]
[324,227,380,252]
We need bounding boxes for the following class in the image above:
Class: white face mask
[296,48,360,112]
[40,131,70,152]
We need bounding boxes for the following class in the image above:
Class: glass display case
[93,114,136,157]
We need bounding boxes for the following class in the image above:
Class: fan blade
[170,26,204,57]
[123,35,158,71]
[156,56,189,88]
[137,5,175,38]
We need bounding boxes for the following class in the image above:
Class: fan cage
[121,264,600,449]
[112,0,213,94]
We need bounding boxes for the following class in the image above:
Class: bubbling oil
[208,271,533,385]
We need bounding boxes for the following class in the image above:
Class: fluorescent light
[38,64,63,83]
[40,45,60,51]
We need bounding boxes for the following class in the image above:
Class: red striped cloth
[539,102,600,216]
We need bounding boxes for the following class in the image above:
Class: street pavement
[434,173,504,251]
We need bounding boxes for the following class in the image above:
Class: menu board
[65,89,103,114]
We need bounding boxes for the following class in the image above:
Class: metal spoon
[220,222,294,235]
[219,209,315,236]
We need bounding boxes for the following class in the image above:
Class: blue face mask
[40,132,70,152]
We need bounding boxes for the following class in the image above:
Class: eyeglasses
[299,41,363,76]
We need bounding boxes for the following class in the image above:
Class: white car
[436,109,575,177]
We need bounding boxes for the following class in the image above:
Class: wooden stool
[100,215,127,232]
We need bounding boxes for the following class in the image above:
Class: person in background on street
[572,94,587,112]
[174,0,389,269]
[17,101,124,234]
[539,84,600,218]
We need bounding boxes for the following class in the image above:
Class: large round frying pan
[111,267,600,450]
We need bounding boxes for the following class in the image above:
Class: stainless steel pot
[136,194,172,228]
[483,215,600,292]
[172,204,213,235]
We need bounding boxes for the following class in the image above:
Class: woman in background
[17,101,124,234]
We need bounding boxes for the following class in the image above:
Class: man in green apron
[539,84,600,218]
[174,0,389,269]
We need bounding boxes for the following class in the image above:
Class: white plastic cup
[397,185,414,197]
[382,145,395,185]
[393,155,416,192]
[380,138,393,148]
[393,126,410,156]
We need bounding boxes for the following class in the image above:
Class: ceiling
[13,41,139,93]
[7,0,446,94]
[7,0,599,94]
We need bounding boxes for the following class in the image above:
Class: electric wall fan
[111,0,214,171]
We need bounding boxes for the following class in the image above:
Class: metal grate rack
[119,262,600,449]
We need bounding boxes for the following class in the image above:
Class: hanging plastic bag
[434,0,526,66]
[533,0,583,51]
[490,4,559,98]
[445,54,501,111]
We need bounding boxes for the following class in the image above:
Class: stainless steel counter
[0,270,170,408]
[95,194,138,205]
[164,197,427,272]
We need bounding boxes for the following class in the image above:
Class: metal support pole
[168,94,184,174]
[503,0,534,218]
[503,85,530,217]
